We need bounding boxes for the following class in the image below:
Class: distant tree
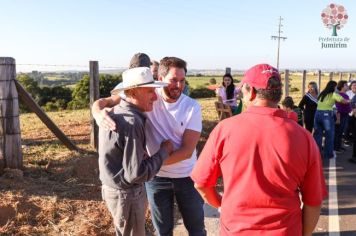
[68,74,122,109]
[190,86,216,99]
[99,74,122,98]
[209,78,217,85]
[17,74,41,112]
[67,75,90,109]
[38,86,72,109]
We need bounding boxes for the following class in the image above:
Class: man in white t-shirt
[92,56,206,236]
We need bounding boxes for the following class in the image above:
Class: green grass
[45,76,71,81]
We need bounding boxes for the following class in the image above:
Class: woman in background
[216,73,242,115]
[334,80,351,152]
[313,80,349,159]
[298,81,318,133]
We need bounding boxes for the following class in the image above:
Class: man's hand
[160,140,174,155]
[93,107,116,130]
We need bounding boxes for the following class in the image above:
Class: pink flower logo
[321,3,348,36]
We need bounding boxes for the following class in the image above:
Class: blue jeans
[145,176,206,236]
[334,112,349,150]
[313,110,335,159]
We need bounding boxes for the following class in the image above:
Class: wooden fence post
[318,70,322,91]
[284,70,289,97]
[329,72,334,81]
[225,67,231,74]
[90,61,99,150]
[349,73,352,81]
[302,70,306,97]
[339,72,343,81]
[0,57,23,169]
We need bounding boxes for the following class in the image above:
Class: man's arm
[92,95,121,130]
[302,204,321,236]
[194,184,222,209]
[163,129,200,165]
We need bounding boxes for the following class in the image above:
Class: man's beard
[163,87,181,100]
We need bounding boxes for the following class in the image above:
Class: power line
[271,16,287,70]
[17,63,124,69]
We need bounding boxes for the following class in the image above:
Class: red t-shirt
[191,106,327,236]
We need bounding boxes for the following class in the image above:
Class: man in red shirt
[191,64,327,236]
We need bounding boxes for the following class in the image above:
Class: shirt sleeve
[298,95,306,110]
[300,135,327,206]
[333,92,344,102]
[191,124,222,187]
[122,121,168,184]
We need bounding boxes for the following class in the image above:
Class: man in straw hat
[191,64,327,236]
[93,55,206,236]
[98,67,173,236]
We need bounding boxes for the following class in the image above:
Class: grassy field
[187,73,333,104]
[0,73,347,235]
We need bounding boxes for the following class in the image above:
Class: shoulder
[180,94,201,109]
[113,109,145,131]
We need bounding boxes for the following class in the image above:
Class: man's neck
[251,99,279,108]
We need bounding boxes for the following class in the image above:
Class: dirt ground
[0,110,219,235]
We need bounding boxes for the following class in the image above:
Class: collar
[244,106,287,119]
[115,99,147,121]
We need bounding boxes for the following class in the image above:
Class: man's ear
[249,87,256,101]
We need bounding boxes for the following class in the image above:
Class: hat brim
[111,81,168,95]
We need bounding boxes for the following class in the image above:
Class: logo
[321,3,348,36]
[319,3,350,49]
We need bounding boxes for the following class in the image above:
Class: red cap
[241,64,281,89]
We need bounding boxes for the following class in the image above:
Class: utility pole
[271,16,287,70]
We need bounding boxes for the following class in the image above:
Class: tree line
[17,73,122,112]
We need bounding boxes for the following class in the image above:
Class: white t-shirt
[145,88,202,178]
[216,86,240,107]
[346,90,355,100]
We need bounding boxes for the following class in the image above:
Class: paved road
[314,145,356,236]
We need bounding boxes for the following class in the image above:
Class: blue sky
[1,0,355,71]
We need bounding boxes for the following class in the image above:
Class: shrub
[290,87,300,92]
[68,74,122,109]
[17,74,41,112]
[190,86,216,98]
[209,78,217,85]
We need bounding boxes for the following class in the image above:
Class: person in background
[191,63,327,236]
[150,60,159,80]
[215,73,242,115]
[334,80,351,153]
[282,96,299,123]
[313,80,349,159]
[344,80,356,145]
[350,93,356,163]
[298,82,318,133]
[183,79,190,96]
